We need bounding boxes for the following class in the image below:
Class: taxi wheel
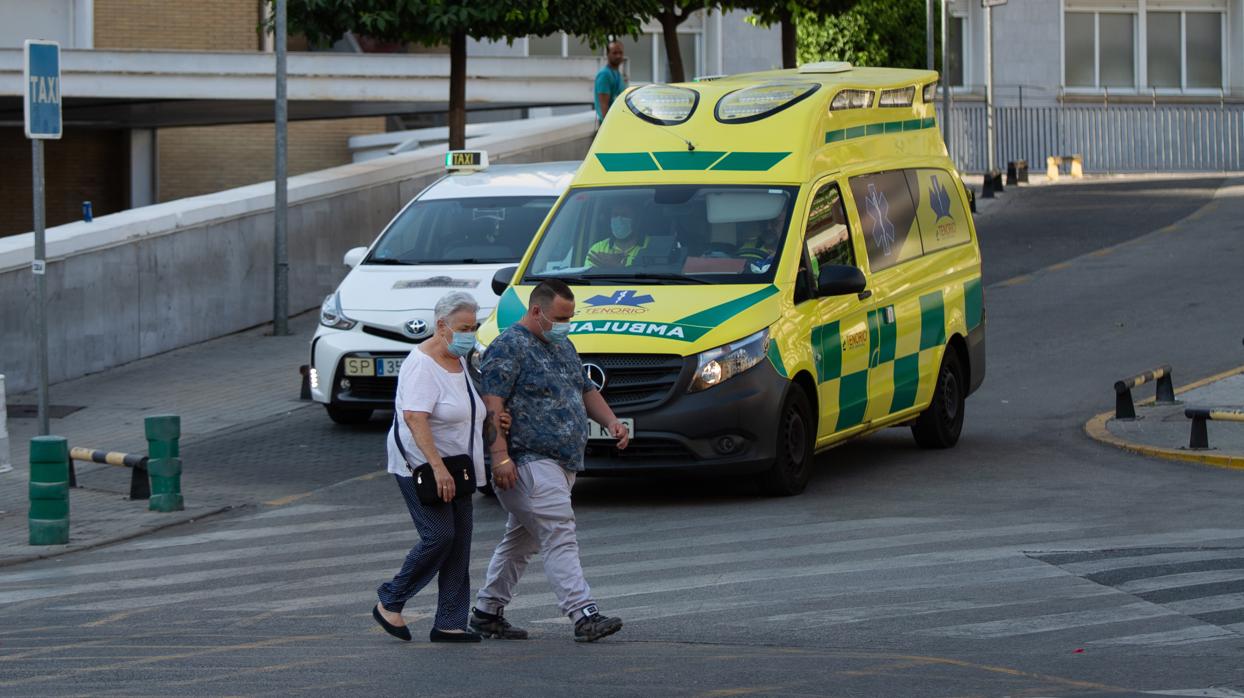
[325,404,373,425]
[912,348,965,449]
[761,388,815,497]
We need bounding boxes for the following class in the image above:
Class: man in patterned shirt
[470,279,631,643]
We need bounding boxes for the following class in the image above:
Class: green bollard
[145,415,184,512]
[29,436,70,545]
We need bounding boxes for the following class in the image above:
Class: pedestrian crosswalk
[2,501,1244,652]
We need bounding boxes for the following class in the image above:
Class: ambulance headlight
[625,85,700,125]
[319,292,356,330]
[716,82,820,123]
[689,329,770,392]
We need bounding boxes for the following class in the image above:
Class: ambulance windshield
[523,185,797,284]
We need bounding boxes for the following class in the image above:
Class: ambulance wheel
[912,348,965,449]
[325,404,372,425]
[761,388,815,496]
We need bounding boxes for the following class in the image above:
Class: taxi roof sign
[446,150,488,173]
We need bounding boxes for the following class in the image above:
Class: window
[366,197,556,265]
[1064,11,1136,89]
[1148,11,1223,90]
[945,15,965,88]
[803,183,854,278]
[911,169,971,254]
[522,185,797,284]
[848,171,923,273]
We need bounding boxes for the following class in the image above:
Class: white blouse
[385,349,486,483]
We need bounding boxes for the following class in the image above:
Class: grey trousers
[476,458,595,619]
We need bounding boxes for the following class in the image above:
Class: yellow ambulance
[479,63,985,495]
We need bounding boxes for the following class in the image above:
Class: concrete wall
[0,113,596,395]
[721,10,781,75]
[986,0,1062,106]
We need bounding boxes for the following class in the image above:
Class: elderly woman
[372,291,489,643]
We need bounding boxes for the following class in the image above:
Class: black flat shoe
[372,605,412,642]
[430,628,482,643]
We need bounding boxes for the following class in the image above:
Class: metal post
[985,3,996,175]
[273,0,289,336]
[926,0,935,70]
[941,0,951,158]
[31,139,49,436]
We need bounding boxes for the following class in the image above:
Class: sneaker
[470,607,529,640]
[573,607,623,643]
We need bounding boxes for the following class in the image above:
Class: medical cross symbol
[583,290,654,307]
[864,183,896,256]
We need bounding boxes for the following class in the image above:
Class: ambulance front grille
[581,354,685,412]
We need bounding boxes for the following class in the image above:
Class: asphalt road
[3,176,1244,697]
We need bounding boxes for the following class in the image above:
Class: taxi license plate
[588,418,633,441]
[344,357,403,377]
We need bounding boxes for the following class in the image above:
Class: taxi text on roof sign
[445,150,488,172]
[23,40,62,140]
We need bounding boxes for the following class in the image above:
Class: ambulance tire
[325,404,373,425]
[912,347,965,449]
[760,388,815,497]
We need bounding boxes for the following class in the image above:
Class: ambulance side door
[797,177,875,444]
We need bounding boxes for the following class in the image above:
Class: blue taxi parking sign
[24,40,62,140]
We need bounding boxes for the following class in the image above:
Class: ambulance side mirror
[492,266,517,296]
[816,264,867,297]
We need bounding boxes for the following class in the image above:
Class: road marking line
[1118,568,1244,594]
[1166,591,1244,615]
[1055,548,1244,575]
[917,601,1178,639]
[1088,625,1239,647]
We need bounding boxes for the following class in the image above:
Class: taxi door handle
[857,289,872,301]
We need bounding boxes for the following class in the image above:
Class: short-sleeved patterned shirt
[480,324,589,472]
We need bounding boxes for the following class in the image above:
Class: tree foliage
[795,0,928,69]
[742,0,858,68]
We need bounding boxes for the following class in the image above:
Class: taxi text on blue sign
[23,40,62,140]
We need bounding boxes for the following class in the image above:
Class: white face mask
[537,306,572,343]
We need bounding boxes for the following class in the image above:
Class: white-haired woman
[373,291,494,643]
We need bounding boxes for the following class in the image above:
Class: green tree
[744,0,858,69]
[796,0,927,69]
[281,0,647,149]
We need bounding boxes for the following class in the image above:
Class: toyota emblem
[403,319,430,338]
[583,363,607,391]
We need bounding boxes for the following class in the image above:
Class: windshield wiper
[364,258,411,265]
[525,274,594,285]
[581,273,711,285]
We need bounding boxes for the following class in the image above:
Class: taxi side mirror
[343,246,367,268]
[816,264,867,297]
[492,266,517,296]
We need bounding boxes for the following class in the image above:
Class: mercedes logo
[583,362,607,391]
[403,319,430,338]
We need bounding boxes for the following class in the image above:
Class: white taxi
[309,152,577,424]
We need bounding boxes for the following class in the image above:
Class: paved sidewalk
[0,311,319,565]
[1088,367,1244,470]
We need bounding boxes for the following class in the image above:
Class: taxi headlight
[319,292,356,330]
[625,85,700,125]
[689,329,770,393]
[716,81,820,123]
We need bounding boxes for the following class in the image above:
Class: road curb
[0,503,238,569]
[1084,363,1244,471]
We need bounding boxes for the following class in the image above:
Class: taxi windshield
[365,196,556,265]
[521,185,797,285]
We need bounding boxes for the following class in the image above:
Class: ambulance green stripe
[595,152,659,171]
[965,278,983,331]
[824,116,937,144]
[676,285,779,329]
[836,370,869,430]
[890,354,920,412]
[868,306,896,365]
[653,151,727,170]
[919,292,946,350]
[767,340,788,378]
[496,287,527,328]
[711,151,791,171]
[813,321,842,382]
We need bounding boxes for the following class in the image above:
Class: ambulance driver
[586,202,648,267]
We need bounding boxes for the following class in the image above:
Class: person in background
[469,279,630,643]
[737,214,786,273]
[373,291,496,644]
[595,41,627,125]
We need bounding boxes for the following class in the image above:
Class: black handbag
[392,364,478,505]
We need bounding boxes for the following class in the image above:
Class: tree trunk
[449,30,466,151]
[659,12,685,83]
[780,9,797,69]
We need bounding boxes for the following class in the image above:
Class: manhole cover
[5,404,85,419]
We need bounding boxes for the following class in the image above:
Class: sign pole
[32,139,48,436]
[941,0,952,159]
[273,0,289,336]
[24,39,61,437]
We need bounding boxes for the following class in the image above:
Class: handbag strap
[392,412,416,475]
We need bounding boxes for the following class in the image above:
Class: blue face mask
[610,216,633,240]
[538,307,572,343]
[447,331,476,357]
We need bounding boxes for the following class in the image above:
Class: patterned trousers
[376,474,474,630]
